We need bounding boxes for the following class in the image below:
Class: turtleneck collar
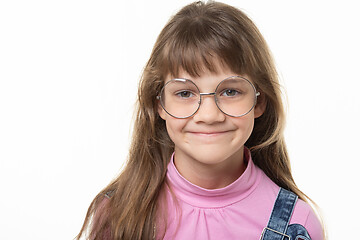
[166,147,262,208]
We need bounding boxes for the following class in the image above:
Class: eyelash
[220,89,240,97]
[175,90,196,98]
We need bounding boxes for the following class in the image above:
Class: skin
[158,67,266,189]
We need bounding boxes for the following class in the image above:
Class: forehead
[161,44,242,79]
[166,58,234,80]
[161,53,254,89]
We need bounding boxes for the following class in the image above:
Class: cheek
[165,119,187,141]
[232,114,255,138]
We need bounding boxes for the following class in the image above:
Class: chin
[189,148,242,166]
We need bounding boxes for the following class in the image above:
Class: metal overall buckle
[259,227,291,240]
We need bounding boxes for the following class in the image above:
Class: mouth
[188,131,231,137]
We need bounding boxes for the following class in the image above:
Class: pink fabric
[161,148,323,240]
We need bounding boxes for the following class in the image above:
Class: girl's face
[158,66,265,179]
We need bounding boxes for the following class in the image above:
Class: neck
[173,149,247,189]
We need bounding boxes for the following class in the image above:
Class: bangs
[158,15,251,78]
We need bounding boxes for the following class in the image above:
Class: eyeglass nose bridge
[200,92,216,96]
[198,92,217,104]
[199,92,216,97]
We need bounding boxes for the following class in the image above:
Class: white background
[1,0,359,239]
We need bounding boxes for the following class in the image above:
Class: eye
[221,89,240,97]
[175,90,194,98]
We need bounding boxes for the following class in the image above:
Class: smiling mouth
[188,131,230,137]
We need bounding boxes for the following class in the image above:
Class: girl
[76,1,324,239]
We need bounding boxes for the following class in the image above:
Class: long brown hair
[76,1,323,239]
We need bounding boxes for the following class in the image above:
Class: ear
[254,92,266,118]
[157,100,167,120]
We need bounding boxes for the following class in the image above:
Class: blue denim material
[260,188,312,240]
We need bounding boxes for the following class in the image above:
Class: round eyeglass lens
[215,77,257,117]
[159,78,200,118]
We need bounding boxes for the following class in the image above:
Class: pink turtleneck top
[161,148,323,240]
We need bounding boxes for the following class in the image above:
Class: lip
[187,131,230,137]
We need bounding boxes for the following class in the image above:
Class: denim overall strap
[260,188,298,240]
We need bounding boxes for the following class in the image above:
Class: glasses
[157,76,260,119]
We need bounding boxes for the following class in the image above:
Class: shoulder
[291,199,324,240]
[90,192,113,240]
[255,172,324,239]
[94,191,114,222]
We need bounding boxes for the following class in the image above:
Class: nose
[192,94,226,124]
